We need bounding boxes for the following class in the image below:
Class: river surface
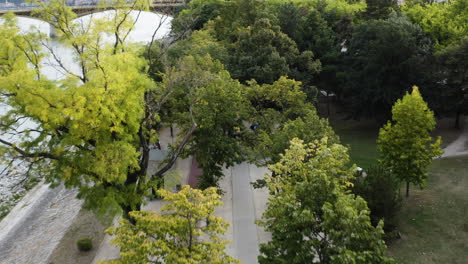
[0,11,171,263]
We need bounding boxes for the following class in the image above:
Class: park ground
[387,155,468,264]
[34,113,468,263]
[327,110,468,263]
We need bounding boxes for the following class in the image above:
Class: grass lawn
[328,118,380,169]
[388,155,468,264]
[327,115,462,169]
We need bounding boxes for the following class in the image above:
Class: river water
[0,11,171,263]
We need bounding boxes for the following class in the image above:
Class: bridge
[0,0,184,17]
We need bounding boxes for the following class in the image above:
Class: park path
[441,116,468,158]
[231,163,260,264]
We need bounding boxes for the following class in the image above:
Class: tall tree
[403,0,467,125]
[435,37,468,128]
[341,15,434,120]
[163,55,249,189]
[171,0,225,40]
[1,3,158,216]
[402,0,467,49]
[352,164,401,231]
[245,77,338,168]
[258,138,394,264]
[364,0,399,20]
[105,185,238,264]
[227,17,321,87]
[377,86,442,197]
[0,0,245,217]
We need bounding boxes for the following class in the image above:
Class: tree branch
[153,123,197,178]
[0,138,59,160]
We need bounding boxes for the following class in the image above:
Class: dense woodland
[0,0,467,262]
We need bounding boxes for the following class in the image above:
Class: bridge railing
[0,0,183,12]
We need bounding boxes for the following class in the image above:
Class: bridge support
[49,23,57,38]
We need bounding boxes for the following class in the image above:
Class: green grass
[327,116,462,169]
[328,118,380,169]
[388,155,468,264]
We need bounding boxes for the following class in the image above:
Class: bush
[77,237,93,252]
[352,164,402,232]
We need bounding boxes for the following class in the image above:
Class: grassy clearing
[328,117,380,169]
[388,155,468,264]
[326,114,462,168]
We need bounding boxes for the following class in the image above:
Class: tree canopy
[377,86,442,197]
[105,185,238,264]
[258,138,393,264]
[340,15,434,120]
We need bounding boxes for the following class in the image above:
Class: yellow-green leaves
[403,0,468,49]
[258,138,393,264]
[378,86,443,196]
[0,3,154,215]
[105,185,239,264]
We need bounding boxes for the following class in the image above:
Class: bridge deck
[0,1,184,16]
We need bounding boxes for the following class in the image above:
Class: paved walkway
[441,116,468,158]
[231,163,260,264]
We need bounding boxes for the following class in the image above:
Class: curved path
[441,116,468,158]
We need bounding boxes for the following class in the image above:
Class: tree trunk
[406,181,410,197]
[123,204,140,224]
[455,110,461,129]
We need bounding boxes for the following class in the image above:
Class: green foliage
[341,15,434,120]
[258,138,393,264]
[226,17,321,86]
[245,77,338,167]
[0,0,162,217]
[171,0,226,38]
[377,86,442,197]
[352,164,401,232]
[363,0,399,20]
[255,108,338,165]
[167,28,228,66]
[162,55,248,189]
[435,36,468,126]
[77,237,93,251]
[105,185,238,264]
[402,0,467,49]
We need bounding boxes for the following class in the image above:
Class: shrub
[77,237,93,252]
[352,164,402,232]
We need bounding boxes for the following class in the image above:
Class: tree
[258,138,394,264]
[363,0,399,20]
[402,0,467,49]
[402,0,467,125]
[104,185,238,264]
[171,0,225,40]
[164,55,249,189]
[227,17,321,86]
[435,37,468,128]
[0,0,246,218]
[275,3,342,97]
[1,3,157,217]
[341,15,435,120]
[352,164,401,232]
[377,86,442,197]
[245,77,338,168]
